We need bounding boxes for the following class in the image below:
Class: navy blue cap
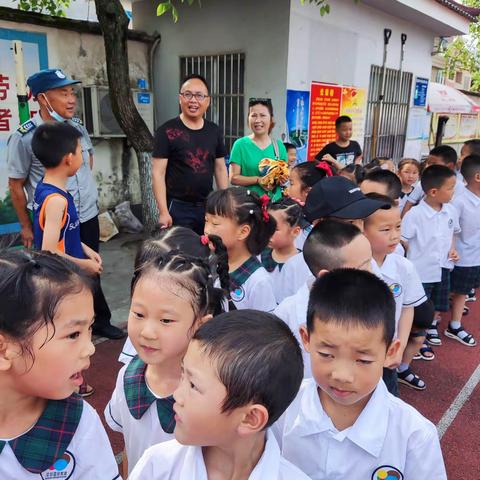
[27,69,81,96]
[304,176,390,223]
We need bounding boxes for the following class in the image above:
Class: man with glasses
[152,74,228,234]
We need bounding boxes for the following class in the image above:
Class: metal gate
[180,54,245,151]
[364,65,412,161]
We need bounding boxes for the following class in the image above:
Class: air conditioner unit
[82,85,154,138]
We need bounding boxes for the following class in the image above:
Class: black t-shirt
[153,117,227,202]
[315,140,362,167]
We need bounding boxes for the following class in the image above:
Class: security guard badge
[371,465,403,480]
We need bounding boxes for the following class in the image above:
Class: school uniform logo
[389,283,402,297]
[371,465,403,480]
[231,286,245,302]
[41,451,76,479]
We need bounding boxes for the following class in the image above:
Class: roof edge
[434,0,480,22]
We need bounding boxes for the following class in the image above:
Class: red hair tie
[316,161,333,177]
[200,234,209,245]
[259,194,270,222]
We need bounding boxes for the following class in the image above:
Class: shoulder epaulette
[71,117,83,125]
[17,120,36,135]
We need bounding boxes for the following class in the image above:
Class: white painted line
[436,363,480,439]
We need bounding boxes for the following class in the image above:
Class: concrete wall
[132,0,290,141]
[0,18,148,210]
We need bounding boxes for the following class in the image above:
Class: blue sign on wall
[137,92,151,104]
[413,77,429,107]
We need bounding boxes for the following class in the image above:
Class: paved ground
[88,234,480,477]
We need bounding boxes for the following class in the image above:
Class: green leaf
[157,1,172,16]
[171,4,179,22]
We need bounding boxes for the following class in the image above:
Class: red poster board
[306,83,342,160]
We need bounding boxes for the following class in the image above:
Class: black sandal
[444,325,477,347]
[397,368,426,390]
[413,344,435,361]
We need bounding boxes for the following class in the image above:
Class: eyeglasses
[248,97,272,106]
[179,91,209,102]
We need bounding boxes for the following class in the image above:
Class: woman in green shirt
[229,98,287,201]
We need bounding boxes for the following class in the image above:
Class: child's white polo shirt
[273,378,447,480]
[105,356,174,474]
[276,253,312,300]
[129,431,312,480]
[230,256,277,312]
[401,199,460,282]
[375,253,427,333]
[451,187,480,266]
[274,280,313,378]
[0,398,119,480]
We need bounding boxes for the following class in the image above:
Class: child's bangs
[205,189,236,218]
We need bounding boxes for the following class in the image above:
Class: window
[455,71,463,85]
[364,65,413,161]
[180,54,245,151]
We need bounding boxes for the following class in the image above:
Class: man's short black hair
[193,310,303,427]
[429,145,457,167]
[307,269,395,347]
[303,219,362,275]
[362,169,402,200]
[421,164,455,193]
[180,74,210,94]
[335,115,352,128]
[283,142,296,151]
[31,122,82,169]
[461,154,480,182]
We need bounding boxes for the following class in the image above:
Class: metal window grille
[364,65,413,161]
[180,54,245,151]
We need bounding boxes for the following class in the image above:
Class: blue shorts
[450,266,480,295]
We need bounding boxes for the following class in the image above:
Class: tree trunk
[94,0,158,231]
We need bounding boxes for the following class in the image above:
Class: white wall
[286,0,452,160]
[132,0,290,140]
[287,0,434,91]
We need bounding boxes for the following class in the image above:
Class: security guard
[7,68,125,340]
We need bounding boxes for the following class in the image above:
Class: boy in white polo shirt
[448,154,480,347]
[130,310,311,480]
[278,176,389,299]
[273,269,447,480]
[402,145,464,217]
[364,193,428,391]
[402,165,460,346]
[274,220,373,379]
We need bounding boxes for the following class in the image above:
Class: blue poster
[413,77,429,107]
[286,89,309,163]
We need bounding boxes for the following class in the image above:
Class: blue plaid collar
[123,355,176,433]
[0,395,83,474]
[230,256,262,292]
[260,248,282,272]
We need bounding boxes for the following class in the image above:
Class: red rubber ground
[87,294,480,477]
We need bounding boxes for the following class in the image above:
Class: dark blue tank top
[33,181,85,259]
